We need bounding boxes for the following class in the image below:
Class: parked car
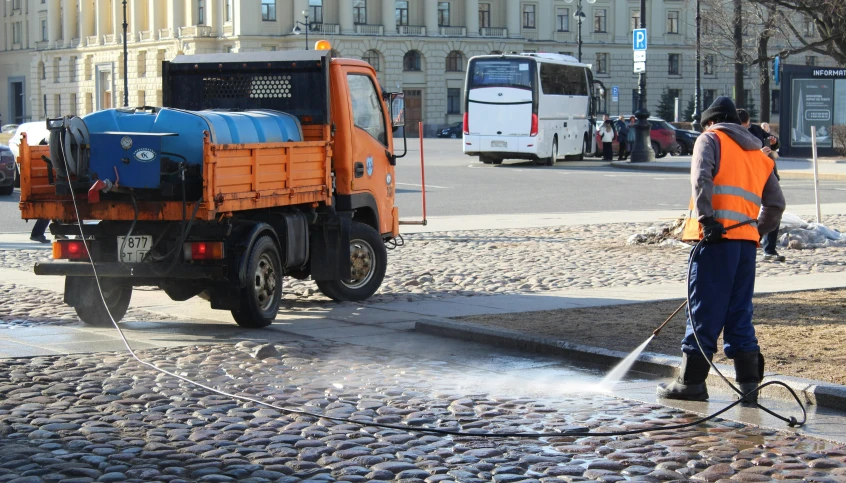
[0,145,15,195]
[437,122,462,139]
[8,121,50,187]
[594,117,679,159]
[672,126,701,155]
[1,124,19,134]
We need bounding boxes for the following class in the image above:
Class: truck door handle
[354,162,364,178]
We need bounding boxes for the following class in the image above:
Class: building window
[362,49,380,71]
[261,0,276,21]
[702,18,713,35]
[224,0,232,22]
[805,56,816,66]
[54,58,60,83]
[668,53,680,75]
[704,54,715,75]
[224,45,233,53]
[479,3,490,28]
[353,0,366,25]
[41,19,48,41]
[70,94,77,115]
[447,88,461,114]
[12,22,21,43]
[595,52,608,74]
[803,17,815,37]
[438,2,450,26]
[446,51,463,71]
[69,57,77,81]
[523,4,535,29]
[771,90,780,114]
[396,1,408,26]
[12,0,21,9]
[55,95,61,117]
[137,51,146,77]
[704,89,716,109]
[667,11,679,34]
[594,9,607,33]
[557,8,569,31]
[310,0,323,24]
[137,91,145,107]
[403,50,421,71]
[631,10,640,30]
[668,88,681,103]
[198,0,205,24]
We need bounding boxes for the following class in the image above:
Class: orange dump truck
[18,50,407,328]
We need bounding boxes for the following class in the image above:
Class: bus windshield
[468,59,535,90]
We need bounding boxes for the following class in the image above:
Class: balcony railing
[138,30,154,41]
[553,31,572,42]
[398,25,426,36]
[103,34,116,44]
[180,25,212,37]
[86,35,99,46]
[355,24,383,35]
[223,24,234,36]
[311,23,339,34]
[480,27,507,37]
[35,40,49,50]
[439,26,466,36]
[159,28,174,39]
[521,30,538,40]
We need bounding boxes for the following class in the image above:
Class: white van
[9,121,50,160]
[463,53,597,165]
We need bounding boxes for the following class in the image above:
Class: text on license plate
[117,235,152,263]
[491,141,508,148]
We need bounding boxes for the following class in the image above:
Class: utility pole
[692,0,702,130]
[122,0,129,107]
[630,0,654,162]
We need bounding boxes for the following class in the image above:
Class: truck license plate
[117,235,152,263]
[491,140,507,148]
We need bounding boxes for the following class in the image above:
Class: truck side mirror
[390,93,405,127]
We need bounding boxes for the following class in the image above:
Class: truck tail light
[183,241,224,261]
[463,112,469,135]
[53,240,89,260]
[530,114,539,137]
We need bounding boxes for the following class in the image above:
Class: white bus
[462,53,597,165]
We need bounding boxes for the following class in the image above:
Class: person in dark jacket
[615,116,629,160]
[657,97,785,407]
[738,109,785,262]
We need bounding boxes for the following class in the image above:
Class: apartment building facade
[0,0,833,134]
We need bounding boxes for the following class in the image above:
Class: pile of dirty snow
[777,213,846,249]
[627,217,690,247]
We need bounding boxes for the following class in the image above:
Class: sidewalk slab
[611,158,846,180]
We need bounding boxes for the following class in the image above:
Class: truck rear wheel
[231,236,282,328]
[316,221,387,302]
[72,277,132,327]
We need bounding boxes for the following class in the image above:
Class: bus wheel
[546,138,558,166]
[480,156,493,164]
[316,221,387,302]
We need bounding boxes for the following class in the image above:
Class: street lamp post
[691,0,702,131]
[630,0,654,162]
[122,0,128,107]
[292,11,310,50]
[564,0,596,63]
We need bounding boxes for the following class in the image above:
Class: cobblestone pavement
[3,216,844,308]
[2,341,846,483]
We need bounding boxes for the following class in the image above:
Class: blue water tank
[83,108,303,168]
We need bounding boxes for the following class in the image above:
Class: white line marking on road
[396,182,451,189]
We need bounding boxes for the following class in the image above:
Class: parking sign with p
[633,29,647,51]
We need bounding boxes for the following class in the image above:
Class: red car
[594,117,679,158]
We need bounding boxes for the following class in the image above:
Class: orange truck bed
[18,129,333,222]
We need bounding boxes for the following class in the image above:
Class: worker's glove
[701,217,726,243]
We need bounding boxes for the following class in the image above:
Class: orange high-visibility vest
[682,130,774,242]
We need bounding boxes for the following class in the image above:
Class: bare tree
[747,0,846,65]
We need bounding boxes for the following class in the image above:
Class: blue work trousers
[681,240,759,359]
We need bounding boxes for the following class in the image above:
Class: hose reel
[47,116,90,180]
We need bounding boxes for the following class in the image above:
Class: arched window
[446,51,464,72]
[362,49,380,71]
[403,50,422,71]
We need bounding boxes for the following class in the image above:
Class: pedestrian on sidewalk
[626,116,637,157]
[615,116,629,160]
[657,96,785,407]
[738,109,785,262]
[601,120,615,161]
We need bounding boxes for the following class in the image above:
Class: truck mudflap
[310,212,352,281]
[34,261,227,279]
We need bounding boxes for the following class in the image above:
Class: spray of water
[596,335,655,392]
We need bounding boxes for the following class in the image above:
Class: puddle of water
[596,335,655,392]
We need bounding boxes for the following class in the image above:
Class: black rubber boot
[734,351,764,407]
[656,353,712,401]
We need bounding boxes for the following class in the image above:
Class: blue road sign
[633,29,647,51]
[611,86,619,97]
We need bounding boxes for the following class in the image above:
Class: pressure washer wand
[652,300,687,337]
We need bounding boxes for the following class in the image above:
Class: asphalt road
[2,138,846,233]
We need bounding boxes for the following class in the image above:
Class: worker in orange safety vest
[657,96,785,407]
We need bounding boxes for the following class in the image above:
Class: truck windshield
[468,59,535,90]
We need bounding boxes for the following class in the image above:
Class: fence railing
[439,26,466,36]
[480,27,507,37]
[398,25,426,36]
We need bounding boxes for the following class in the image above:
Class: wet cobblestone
[0,342,845,482]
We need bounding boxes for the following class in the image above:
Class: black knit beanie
[700,96,741,128]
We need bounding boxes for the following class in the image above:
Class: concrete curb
[609,161,846,180]
[415,317,846,412]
